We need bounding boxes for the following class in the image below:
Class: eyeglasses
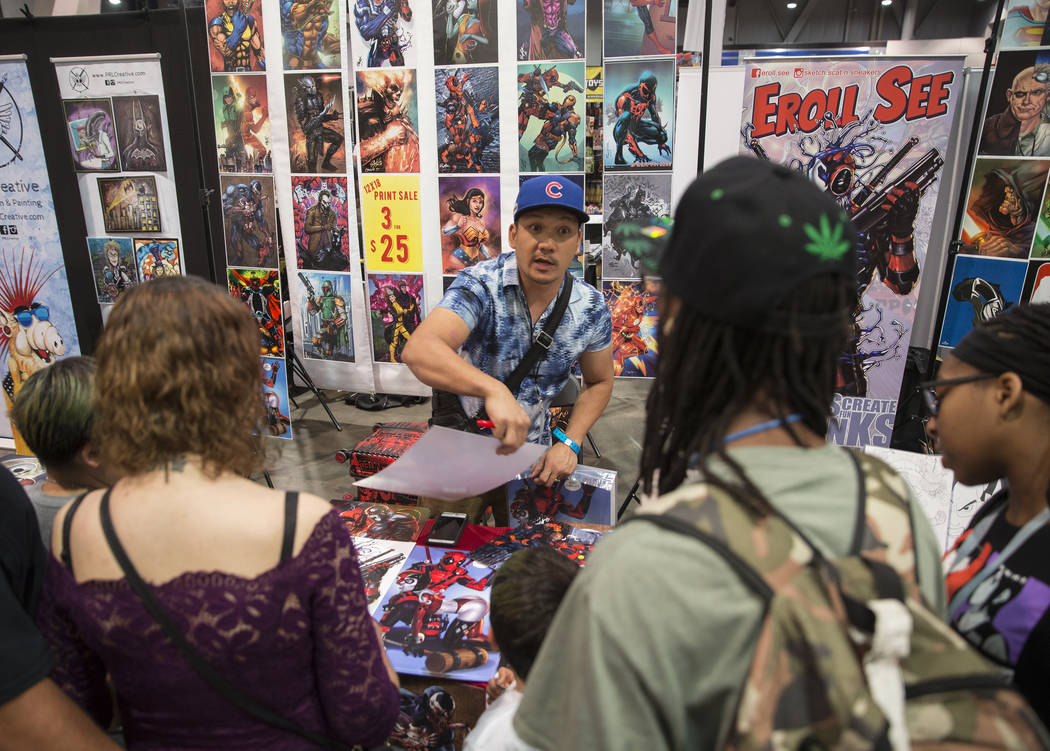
[1009,88,1049,101]
[12,303,49,328]
[919,373,997,416]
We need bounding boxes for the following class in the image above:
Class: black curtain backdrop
[0,7,222,354]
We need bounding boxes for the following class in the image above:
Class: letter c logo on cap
[545,181,563,198]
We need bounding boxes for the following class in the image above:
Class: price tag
[361,174,422,272]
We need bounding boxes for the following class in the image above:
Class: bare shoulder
[293,491,342,555]
[50,488,106,561]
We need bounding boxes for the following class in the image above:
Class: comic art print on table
[220,175,278,268]
[280,0,341,70]
[603,57,673,170]
[347,0,417,69]
[340,500,430,541]
[367,273,422,363]
[361,175,423,272]
[228,267,285,357]
[516,0,584,61]
[1023,259,1050,302]
[353,537,416,611]
[211,74,272,173]
[283,73,345,173]
[1000,3,1050,50]
[206,0,267,72]
[436,66,499,174]
[431,0,497,66]
[355,69,420,173]
[291,176,350,271]
[62,99,118,172]
[384,677,485,751]
[261,355,292,439]
[298,270,354,361]
[86,237,137,303]
[740,56,963,447]
[938,255,1028,349]
[518,62,585,172]
[376,544,500,682]
[603,0,675,58]
[602,172,671,280]
[134,239,180,281]
[471,518,607,570]
[977,50,1050,158]
[602,279,659,377]
[506,464,615,528]
[959,157,1049,259]
[97,176,161,233]
[438,175,500,274]
[112,95,168,172]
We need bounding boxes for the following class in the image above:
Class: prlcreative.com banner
[0,55,83,449]
[740,56,964,447]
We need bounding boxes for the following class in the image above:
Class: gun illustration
[298,271,317,300]
[360,549,406,581]
[850,148,942,235]
[303,99,335,135]
[740,123,770,161]
[850,136,918,209]
[560,79,584,95]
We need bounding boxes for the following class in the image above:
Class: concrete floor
[257,378,652,515]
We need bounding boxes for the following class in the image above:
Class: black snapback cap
[660,156,859,330]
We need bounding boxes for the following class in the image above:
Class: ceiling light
[786,2,798,7]
[881,0,892,5]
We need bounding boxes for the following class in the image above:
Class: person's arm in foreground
[0,678,119,751]
[402,307,531,453]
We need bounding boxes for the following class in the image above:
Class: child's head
[11,356,113,489]
[489,546,579,681]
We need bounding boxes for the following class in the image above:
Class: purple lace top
[38,509,399,750]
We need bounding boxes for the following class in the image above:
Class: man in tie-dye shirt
[404,176,612,487]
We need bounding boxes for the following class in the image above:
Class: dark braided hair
[640,274,855,513]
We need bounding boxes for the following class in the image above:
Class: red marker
[476,420,494,429]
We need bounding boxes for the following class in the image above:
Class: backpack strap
[279,492,298,564]
[60,491,91,577]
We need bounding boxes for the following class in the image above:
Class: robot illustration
[438,72,497,173]
[223,180,275,267]
[229,269,283,355]
[209,0,266,71]
[357,72,420,173]
[388,687,466,751]
[510,478,595,526]
[517,65,583,137]
[526,95,580,170]
[442,188,492,270]
[281,0,339,69]
[354,0,412,67]
[613,72,670,165]
[521,0,580,60]
[293,76,343,172]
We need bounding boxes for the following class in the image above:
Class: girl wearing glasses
[928,303,1050,727]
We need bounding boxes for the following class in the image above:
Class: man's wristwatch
[552,427,581,455]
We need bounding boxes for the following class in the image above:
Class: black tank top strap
[60,491,91,576]
[279,492,299,564]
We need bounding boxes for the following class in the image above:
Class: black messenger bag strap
[503,271,574,398]
[97,488,352,751]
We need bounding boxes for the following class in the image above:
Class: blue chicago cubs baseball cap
[514,176,589,225]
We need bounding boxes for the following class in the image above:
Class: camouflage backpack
[629,449,1050,751]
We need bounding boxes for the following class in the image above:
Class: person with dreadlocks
[511,157,946,750]
[931,303,1050,727]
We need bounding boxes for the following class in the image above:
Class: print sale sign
[360,174,422,273]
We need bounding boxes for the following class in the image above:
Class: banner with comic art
[0,56,83,449]
[53,54,184,320]
[740,56,964,448]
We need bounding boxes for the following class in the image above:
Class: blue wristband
[552,427,580,455]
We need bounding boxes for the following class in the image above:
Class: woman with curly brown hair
[37,276,399,749]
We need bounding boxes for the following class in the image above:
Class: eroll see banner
[0,57,82,446]
[740,56,963,447]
